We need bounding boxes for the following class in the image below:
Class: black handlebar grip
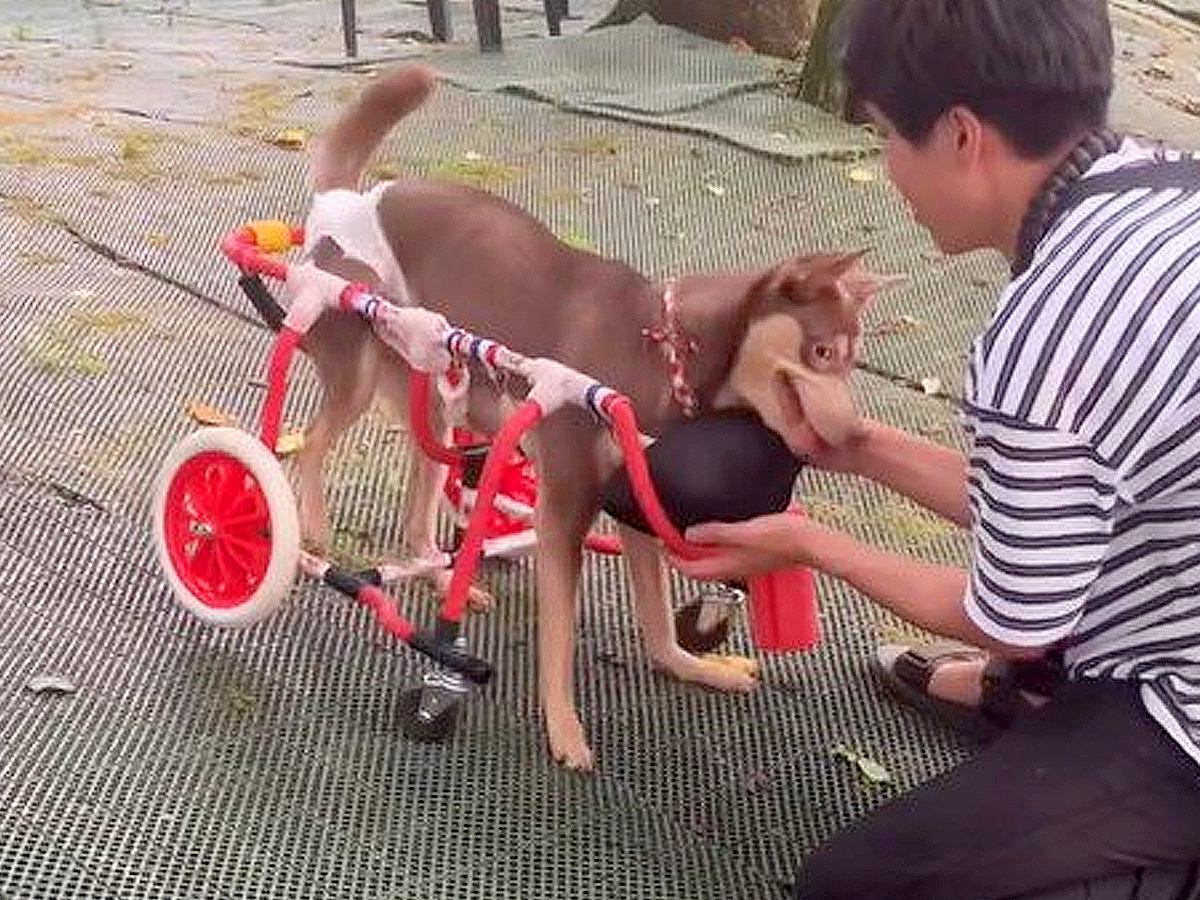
[237,274,286,332]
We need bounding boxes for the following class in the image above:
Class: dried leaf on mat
[832,744,893,785]
[920,377,943,396]
[186,401,237,427]
[559,229,595,251]
[225,687,257,714]
[269,127,308,150]
[25,674,78,696]
[869,315,925,337]
[275,430,305,457]
[848,166,876,183]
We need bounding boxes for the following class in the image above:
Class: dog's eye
[814,344,834,361]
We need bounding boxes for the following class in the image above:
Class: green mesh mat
[0,5,989,898]
[433,16,876,164]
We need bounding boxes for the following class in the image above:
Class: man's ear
[944,105,985,165]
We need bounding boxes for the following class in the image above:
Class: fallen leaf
[225,687,256,714]
[186,401,237,427]
[868,314,925,337]
[427,156,521,189]
[920,377,942,396]
[146,231,170,248]
[704,181,727,197]
[848,166,876,184]
[26,674,78,696]
[269,127,308,150]
[557,136,621,157]
[275,430,305,456]
[17,251,65,267]
[558,228,595,251]
[645,196,661,208]
[832,744,893,785]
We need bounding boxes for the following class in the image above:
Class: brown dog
[292,64,886,768]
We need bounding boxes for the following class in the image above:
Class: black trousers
[793,679,1200,900]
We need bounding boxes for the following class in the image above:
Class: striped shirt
[964,138,1200,766]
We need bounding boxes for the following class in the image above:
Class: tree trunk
[798,0,852,116]
[593,0,818,60]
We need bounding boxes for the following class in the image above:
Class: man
[672,1,1200,897]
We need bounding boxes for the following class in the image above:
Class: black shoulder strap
[1047,157,1200,235]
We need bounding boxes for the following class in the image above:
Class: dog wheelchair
[150,219,819,742]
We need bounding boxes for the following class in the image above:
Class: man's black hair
[838,0,1114,158]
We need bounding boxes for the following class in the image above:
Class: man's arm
[811,526,1045,659]
[675,512,1045,658]
[836,420,971,527]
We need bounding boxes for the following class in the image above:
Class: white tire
[151,426,299,628]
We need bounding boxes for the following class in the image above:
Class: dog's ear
[818,250,905,313]
[754,255,840,309]
[824,248,871,279]
[751,250,902,316]
[842,270,906,311]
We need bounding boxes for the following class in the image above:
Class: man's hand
[794,419,873,474]
[670,512,832,581]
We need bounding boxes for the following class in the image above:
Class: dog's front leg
[531,421,600,770]
[536,493,595,769]
[619,525,758,693]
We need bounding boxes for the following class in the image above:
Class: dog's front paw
[427,570,496,614]
[299,519,332,557]
[653,647,760,693]
[545,712,594,771]
[465,584,495,613]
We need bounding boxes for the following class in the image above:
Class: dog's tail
[310,64,438,193]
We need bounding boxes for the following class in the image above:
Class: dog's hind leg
[295,316,379,553]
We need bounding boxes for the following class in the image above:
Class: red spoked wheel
[152,427,299,628]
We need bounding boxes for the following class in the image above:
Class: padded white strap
[520,358,602,417]
[281,261,348,333]
[372,303,453,373]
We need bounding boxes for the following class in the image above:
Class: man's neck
[993,143,1081,261]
